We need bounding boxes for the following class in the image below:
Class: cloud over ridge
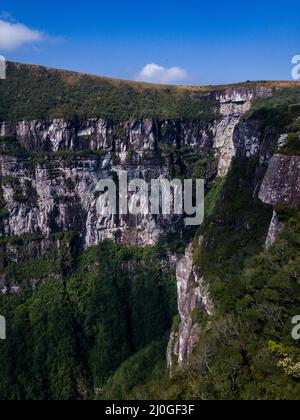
[0,19,45,51]
[137,63,188,84]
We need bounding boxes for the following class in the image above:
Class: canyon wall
[0,86,271,257]
[2,81,294,368]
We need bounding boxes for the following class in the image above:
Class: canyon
[0,84,271,254]
[1,62,300,400]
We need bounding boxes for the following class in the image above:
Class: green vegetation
[238,85,300,163]
[126,146,136,162]
[23,149,107,167]
[245,87,300,130]
[99,339,168,400]
[193,158,273,295]
[244,87,300,159]
[280,132,300,156]
[203,177,225,218]
[0,62,219,122]
[140,159,300,400]
[0,134,107,161]
[0,232,45,247]
[0,240,176,400]
[0,135,29,158]
[1,155,300,400]
[158,143,218,180]
[1,63,300,400]
[177,207,300,400]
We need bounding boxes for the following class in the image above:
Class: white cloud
[0,19,45,51]
[137,63,188,84]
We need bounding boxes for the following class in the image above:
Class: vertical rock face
[259,155,300,209]
[0,86,272,256]
[265,210,285,250]
[259,154,300,248]
[0,154,172,249]
[213,88,268,177]
[167,244,213,368]
[233,120,280,165]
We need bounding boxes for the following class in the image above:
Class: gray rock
[259,154,300,248]
[265,210,285,250]
[167,244,213,368]
[259,154,300,209]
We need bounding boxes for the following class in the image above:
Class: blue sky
[0,0,299,85]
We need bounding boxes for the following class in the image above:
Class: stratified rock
[0,85,273,255]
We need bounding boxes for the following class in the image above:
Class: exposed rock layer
[0,87,272,253]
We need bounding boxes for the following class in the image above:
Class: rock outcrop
[264,210,285,250]
[259,154,300,248]
[167,243,213,368]
[259,154,300,209]
[0,86,272,257]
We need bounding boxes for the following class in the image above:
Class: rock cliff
[259,154,300,248]
[0,85,272,260]
[167,243,213,368]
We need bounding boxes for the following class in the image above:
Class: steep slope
[164,90,300,400]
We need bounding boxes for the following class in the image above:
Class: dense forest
[0,62,219,122]
[0,240,177,399]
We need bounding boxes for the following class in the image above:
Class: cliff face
[259,154,300,248]
[0,86,271,259]
[259,154,300,209]
[167,243,213,368]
